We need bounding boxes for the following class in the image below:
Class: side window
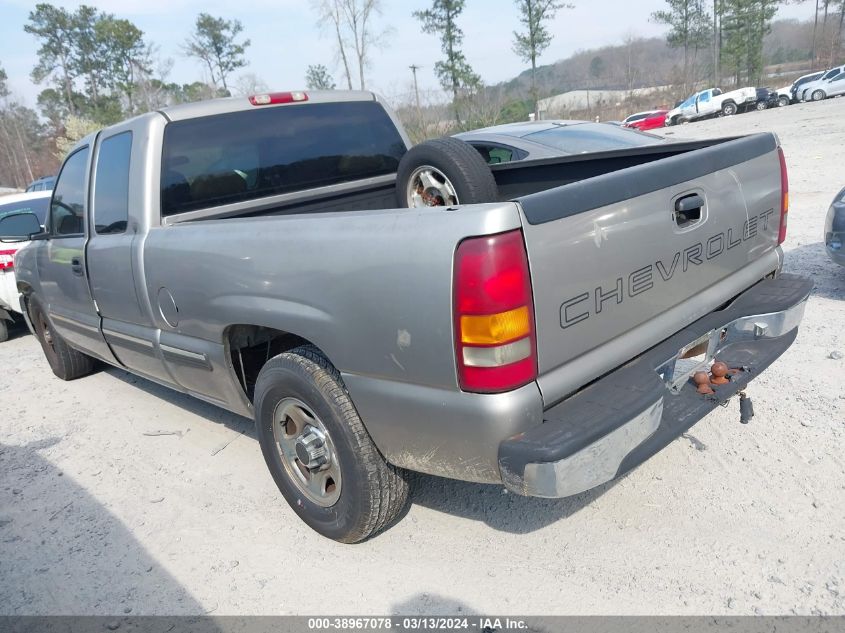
[51,147,90,237]
[94,132,132,234]
[699,91,710,103]
[471,144,515,165]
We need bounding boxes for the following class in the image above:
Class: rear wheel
[395,137,498,208]
[812,89,826,102]
[778,95,790,107]
[722,101,738,116]
[29,303,96,380]
[254,345,410,543]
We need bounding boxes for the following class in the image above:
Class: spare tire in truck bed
[395,137,498,208]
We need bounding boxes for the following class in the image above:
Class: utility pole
[409,64,421,111]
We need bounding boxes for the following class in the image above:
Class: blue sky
[0,0,815,108]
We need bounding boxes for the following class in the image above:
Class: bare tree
[312,0,387,90]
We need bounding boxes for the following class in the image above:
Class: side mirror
[0,212,44,243]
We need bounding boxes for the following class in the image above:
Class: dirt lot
[1,99,844,616]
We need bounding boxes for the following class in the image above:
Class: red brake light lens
[249,91,308,106]
[778,146,789,245]
[0,249,15,271]
[453,230,537,393]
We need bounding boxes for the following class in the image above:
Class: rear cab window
[161,101,407,217]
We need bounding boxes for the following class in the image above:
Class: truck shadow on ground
[3,317,32,342]
[104,367,255,439]
[408,472,621,535]
[784,241,845,301]
[103,367,618,536]
[0,439,208,615]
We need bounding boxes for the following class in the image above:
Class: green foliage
[184,13,250,91]
[24,3,151,124]
[413,0,480,99]
[54,115,100,160]
[589,56,606,78]
[720,0,779,84]
[305,64,336,90]
[512,0,571,116]
[499,98,533,122]
[651,0,711,88]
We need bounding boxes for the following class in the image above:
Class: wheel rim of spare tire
[272,397,342,507]
[406,165,459,207]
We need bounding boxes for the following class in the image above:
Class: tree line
[652,0,845,92]
[0,0,836,188]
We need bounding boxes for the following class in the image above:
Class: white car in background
[0,191,50,342]
[665,86,758,125]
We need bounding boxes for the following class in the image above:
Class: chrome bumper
[499,274,813,498]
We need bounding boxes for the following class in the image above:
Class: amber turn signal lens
[460,305,530,345]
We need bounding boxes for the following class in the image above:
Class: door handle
[71,256,84,276]
[676,194,704,213]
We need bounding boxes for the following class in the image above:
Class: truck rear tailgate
[516,133,785,405]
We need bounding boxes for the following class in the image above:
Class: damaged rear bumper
[498,273,813,498]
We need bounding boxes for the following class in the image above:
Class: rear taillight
[453,230,537,393]
[778,146,789,244]
[0,249,15,271]
[249,91,308,106]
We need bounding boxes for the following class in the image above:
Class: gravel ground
[1,99,843,616]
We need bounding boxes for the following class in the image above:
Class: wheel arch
[223,323,337,404]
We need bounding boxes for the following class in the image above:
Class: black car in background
[754,87,780,110]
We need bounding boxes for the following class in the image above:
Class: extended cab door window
[51,147,89,237]
[93,132,132,234]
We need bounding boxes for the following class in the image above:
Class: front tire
[722,101,738,116]
[755,101,768,111]
[812,89,826,102]
[254,345,410,543]
[0,318,8,343]
[778,95,790,107]
[29,303,96,380]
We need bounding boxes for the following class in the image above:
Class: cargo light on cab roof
[249,91,308,106]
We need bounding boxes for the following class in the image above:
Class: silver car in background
[453,120,663,164]
[800,64,845,101]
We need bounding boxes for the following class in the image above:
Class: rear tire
[254,345,410,543]
[722,101,738,116]
[395,137,498,208]
[29,303,96,380]
[812,89,826,102]
[0,318,8,343]
[778,95,790,107]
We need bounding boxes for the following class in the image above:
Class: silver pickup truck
[0,90,812,542]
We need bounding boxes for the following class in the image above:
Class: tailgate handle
[674,194,704,227]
